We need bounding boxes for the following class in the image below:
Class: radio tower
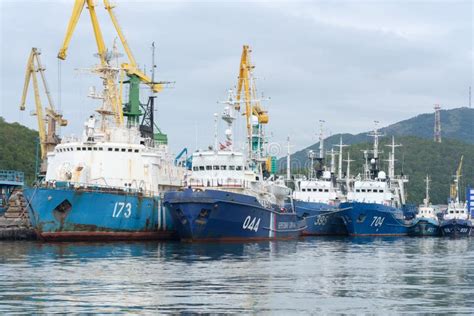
[434,104,442,143]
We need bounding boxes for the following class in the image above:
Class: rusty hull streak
[39,231,178,242]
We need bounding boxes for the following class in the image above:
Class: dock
[0,171,36,240]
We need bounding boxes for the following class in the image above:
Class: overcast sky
[1,0,472,156]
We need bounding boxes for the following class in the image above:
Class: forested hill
[0,117,37,183]
[279,107,474,171]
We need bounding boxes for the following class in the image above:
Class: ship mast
[220,89,237,151]
[424,175,431,207]
[286,136,291,180]
[335,136,347,180]
[385,136,402,179]
[367,121,384,179]
[319,120,325,159]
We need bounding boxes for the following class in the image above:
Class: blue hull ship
[440,219,472,238]
[339,202,411,236]
[24,185,176,241]
[291,200,347,236]
[164,189,305,242]
[408,218,440,237]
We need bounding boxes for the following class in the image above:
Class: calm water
[1,237,473,314]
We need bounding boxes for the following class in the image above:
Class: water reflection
[1,238,473,313]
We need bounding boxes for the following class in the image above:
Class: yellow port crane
[20,47,68,162]
[57,0,163,126]
[235,45,275,173]
[235,45,269,139]
[450,155,464,201]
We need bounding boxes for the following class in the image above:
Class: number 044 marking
[243,216,260,232]
[112,202,132,218]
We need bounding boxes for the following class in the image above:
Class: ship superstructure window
[361,189,366,193]
[99,147,103,151]
[193,166,198,171]
[134,149,139,153]
[82,147,86,151]
[93,147,97,151]
[221,166,227,170]
[121,148,126,152]
[356,189,360,192]
[77,147,81,151]
[213,166,219,170]
[115,148,119,152]
[302,189,306,192]
[199,166,204,171]
[324,189,329,192]
[206,166,212,170]
[128,149,132,152]
[229,166,235,170]
[108,148,112,151]
[236,166,243,171]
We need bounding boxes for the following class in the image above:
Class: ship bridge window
[108,148,112,151]
[229,166,235,171]
[361,189,366,193]
[206,166,212,170]
[221,165,227,170]
[128,149,133,152]
[99,147,103,151]
[236,166,242,171]
[302,189,306,192]
[313,189,317,192]
[82,147,86,151]
[134,149,139,153]
[324,189,329,192]
[77,147,81,151]
[93,147,97,151]
[87,147,92,151]
[213,166,220,170]
[379,190,384,193]
[193,166,198,171]
[367,189,372,193]
[115,148,119,152]
[121,148,126,152]
[199,166,205,171]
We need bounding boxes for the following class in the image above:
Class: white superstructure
[44,52,184,196]
[292,122,344,205]
[46,118,184,195]
[416,175,438,221]
[346,124,407,208]
[186,91,290,206]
